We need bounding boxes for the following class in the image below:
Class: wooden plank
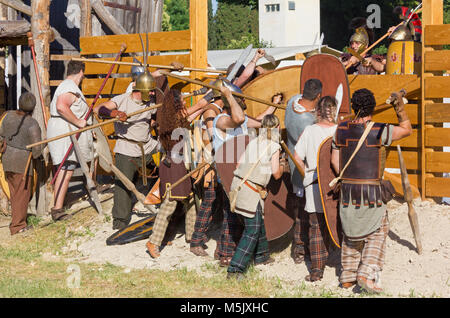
[348,75,420,107]
[426,152,450,173]
[425,177,450,197]
[425,127,450,147]
[372,104,419,125]
[385,150,420,170]
[425,76,450,98]
[424,50,450,71]
[424,24,450,46]
[391,129,419,148]
[425,103,450,123]
[83,54,190,74]
[79,30,191,55]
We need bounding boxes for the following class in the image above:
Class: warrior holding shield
[330,88,412,293]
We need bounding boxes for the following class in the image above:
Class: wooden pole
[280,141,304,177]
[0,0,32,16]
[69,56,227,74]
[79,0,92,37]
[90,0,127,35]
[159,70,287,110]
[26,103,163,149]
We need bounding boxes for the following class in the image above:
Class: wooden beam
[90,0,127,35]
[0,20,30,38]
[80,0,92,37]
[425,127,450,147]
[386,150,419,170]
[0,0,32,16]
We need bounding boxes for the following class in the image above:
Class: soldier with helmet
[94,62,183,230]
[0,92,43,235]
[340,17,386,75]
[125,60,145,93]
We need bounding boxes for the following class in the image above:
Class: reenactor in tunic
[331,88,412,293]
[0,92,43,234]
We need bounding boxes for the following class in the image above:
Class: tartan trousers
[293,196,310,257]
[190,182,217,247]
[308,212,330,272]
[217,186,242,259]
[340,211,390,284]
[148,196,197,247]
[228,203,269,273]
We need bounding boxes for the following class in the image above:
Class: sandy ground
[1,186,449,298]
[68,190,450,298]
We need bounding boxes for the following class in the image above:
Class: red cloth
[400,6,422,35]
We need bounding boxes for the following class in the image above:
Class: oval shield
[317,136,342,248]
[215,135,295,241]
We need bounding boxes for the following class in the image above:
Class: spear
[70,57,227,74]
[26,104,162,149]
[158,70,287,110]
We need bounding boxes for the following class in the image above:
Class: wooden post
[30,0,51,217]
[79,0,92,37]
[189,0,208,105]
[90,0,127,35]
[421,0,444,200]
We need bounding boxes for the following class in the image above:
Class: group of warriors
[1,6,421,294]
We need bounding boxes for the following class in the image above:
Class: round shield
[300,54,351,119]
[317,136,342,248]
[215,135,295,241]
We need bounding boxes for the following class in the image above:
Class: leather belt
[242,179,268,200]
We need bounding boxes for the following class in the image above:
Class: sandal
[357,276,383,294]
[146,241,160,258]
[305,269,324,282]
[219,257,231,267]
[190,246,208,257]
[293,254,305,264]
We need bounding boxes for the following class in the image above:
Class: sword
[334,84,343,122]
[264,53,276,66]
[227,44,253,81]
[397,145,423,255]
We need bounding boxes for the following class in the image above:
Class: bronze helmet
[134,70,156,102]
[349,27,369,54]
[390,24,413,41]
[215,78,246,110]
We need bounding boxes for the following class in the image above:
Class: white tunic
[295,124,337,213]
[47,79,93,165]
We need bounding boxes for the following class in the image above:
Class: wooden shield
[300,54,351,119]
[317,136,342,248]
[242,65,302,129]
[215,135,295,241]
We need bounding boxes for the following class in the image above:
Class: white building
[258,0,321,47]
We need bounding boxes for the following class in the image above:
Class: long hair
[157,88,190,152]
[316,96,337,123]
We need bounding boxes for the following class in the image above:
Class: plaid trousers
[293,196,310,257]
[228,203,269,273]
[340,212,390,284]
[149,196,196,247]
[190,182,217,247]
[217,186,242,259]
[308,212,330,272]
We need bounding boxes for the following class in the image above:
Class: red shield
[300,54,351,119]
[215,135,295,241]
[317,136,342,248]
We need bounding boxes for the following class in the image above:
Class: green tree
[164,0,189,31]
[212,1,259,50]
[226,33,273,49]
[161,3,171,31]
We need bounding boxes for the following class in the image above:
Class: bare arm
[271,150,283,180]
[216,86,245,130]
[186,98,209,122]
[331,148,340,175]
[56,93,86,128]
[294,150,306,175]
[233,49,265,87]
